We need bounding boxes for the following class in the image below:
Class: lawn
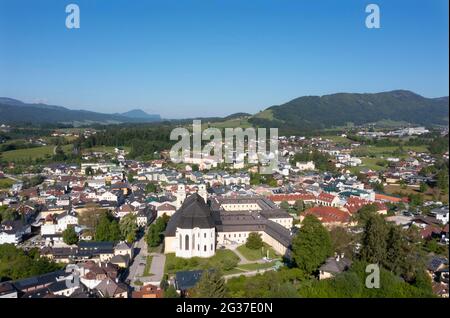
[361,157,386,171]
[0,178,15,189]
[205,118,252,129]
[1,144,73,162]
[236,244,279,261]
[142,255,153,277]
[320,135,352,145]
[360,145,429,157]
[236,261,277,271]
[164,249,240,274]
[82,146,131,154]
[384,185,448,204]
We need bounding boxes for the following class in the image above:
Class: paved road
[4,174,21,182]
[223,267,276,281]
[126,233,148,288]
[230,247,252,265]
[145,253,166,285]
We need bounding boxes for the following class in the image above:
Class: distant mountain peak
[121,109,161,120]
[0,97,25,105]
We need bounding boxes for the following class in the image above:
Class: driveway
[144,252,166,285]
[126,233,148,288]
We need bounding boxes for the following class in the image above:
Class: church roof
[165,193,215,235]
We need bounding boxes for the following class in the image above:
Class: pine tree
[360,214,388,264]
[190,270,227,298]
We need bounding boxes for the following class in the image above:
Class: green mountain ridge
[248,90,449,131]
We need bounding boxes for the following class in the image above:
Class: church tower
[197,184,207,203]
[175,183,186,209]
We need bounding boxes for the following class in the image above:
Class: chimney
[335,253,340,262]
[340,252,345,260]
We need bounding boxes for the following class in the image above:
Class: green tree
[190,270,227,298]
[419,182,428,193]
[146,215,170,247]
[356,204,379,226]
[291,215,332,275]
[245,232,263,250]
[360,214,389,264]
[119,214,138,243]
[164,285,179,298]
[95,214,121,242]
[280,201,290,210]
[329,226,353,257]
[436,169,449,195]
[62,226,79,245]
[294,200,305,213]
[146,224,162,247]
[145,182,158,193]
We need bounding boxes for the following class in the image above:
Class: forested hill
[0,98,161,125]
[249,90,449,131]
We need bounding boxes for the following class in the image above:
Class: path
[230,247,252,265]
[228,245,268,265]
[145,252,166,285]
[223,267,276,281]
[126,232,148,288]
[4,174,21,182]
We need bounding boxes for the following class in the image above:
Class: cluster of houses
[0,130,448,298]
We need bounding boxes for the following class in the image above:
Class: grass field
[142,255,153,277]
[204,118,252,129]
[360,157,386,171]
[361,145,429,157]
[384,185,448,203]
[253,109,274,120]
[82,146,130,154]
[320,135,352,145]
[0,178,15,189]
[164,249,240,274]
[236,244,279,261]
[236,261,277,271]
[1,144,73,162]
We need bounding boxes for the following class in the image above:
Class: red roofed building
[132,284,164,298]
[375,193,408,204]
[303,206,352,227]
[316,192,340,207]
[267,193,316,205]
[420,225,442,240]
[344,197,388,215]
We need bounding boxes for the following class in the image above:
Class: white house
[296,161,316,171]
[98,191,118,202]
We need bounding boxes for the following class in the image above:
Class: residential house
[319,254,352,280]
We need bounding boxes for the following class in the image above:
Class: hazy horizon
[0,0,448,118]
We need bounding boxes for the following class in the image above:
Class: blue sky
[0,0,448,118]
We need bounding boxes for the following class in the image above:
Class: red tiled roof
[375,193,408,203]
[267,193,316,202]
[304,206,351,224]
[317,192,337,203]
[157,203,176,211]
[420,225,442,239]
[344,197,387,214]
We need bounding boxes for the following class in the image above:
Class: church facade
[164,185,293,258]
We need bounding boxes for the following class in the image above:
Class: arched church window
[185,235,189,251]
